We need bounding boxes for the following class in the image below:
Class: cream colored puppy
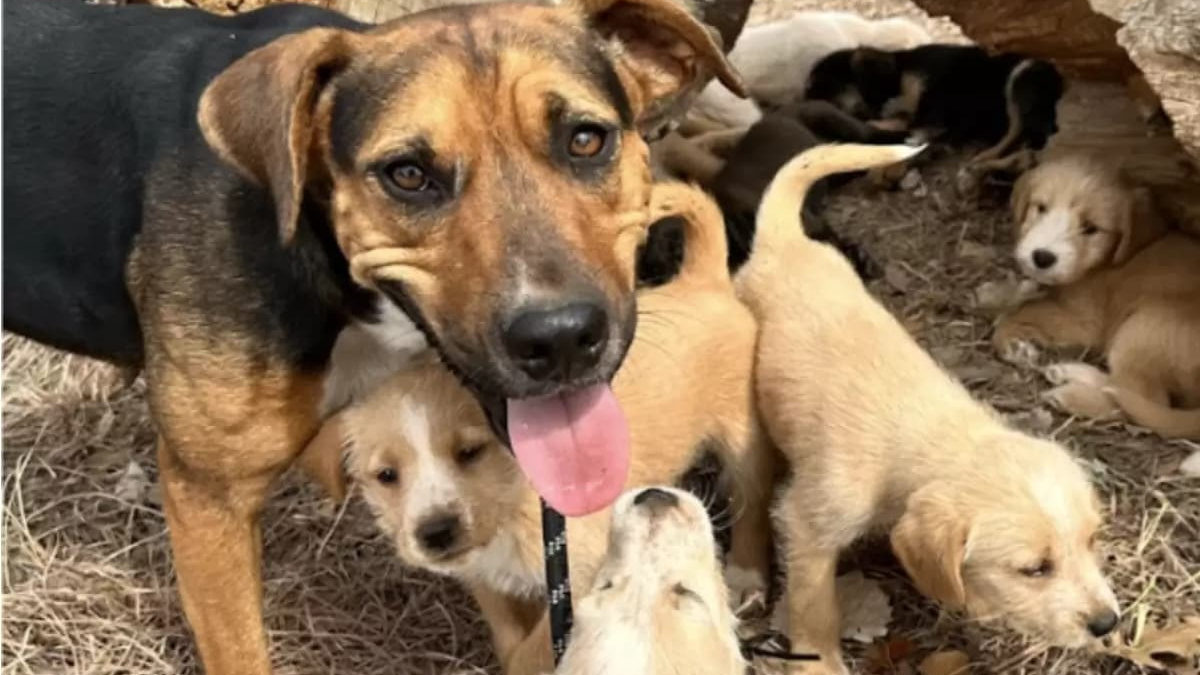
[735,144,1120,674]
[995,155,1200,438]
[689,11,932,128]
[557,486,744,675]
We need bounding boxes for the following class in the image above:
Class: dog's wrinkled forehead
[327,5,634,168]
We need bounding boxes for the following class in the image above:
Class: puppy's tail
[647,181,730,285]
[754,143,925,253]
[1109,387,1200,440]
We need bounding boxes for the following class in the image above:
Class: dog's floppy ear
[1111,182,1165,264]
[890,484,973,609]
[1010,168,1034,233]
[851,47,897,83]
[576,0,744,131]
[199,28,355,245]
[296,411,351,501]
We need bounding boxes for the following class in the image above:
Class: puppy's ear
[1111,184,1165,264]
[890,485,973,609]
[297,412,351,501]
[1010,169,1034,233]
[199,28,355,244]
[575,0,744,132]
[851,47,897,83]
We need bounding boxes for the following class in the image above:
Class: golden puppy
[994,155,1200,438]
[300,180,774,675]
[734,144,1119,674]
[557,486,744,675]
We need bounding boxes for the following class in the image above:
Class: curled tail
[754,143,925,253]
[1111,387,1200,440]
[647,181,730,285]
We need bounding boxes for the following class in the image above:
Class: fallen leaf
[1180,450,1200,477]
[900,169,923,192]
[865,637,916,674]
[115,460,149,503]
[957,241,994,261]
[918,650,970,675]
[885,263,913,294]
[930,346,965,368]
[973,279,1022,313]
[837,571,892,644]
[1108,617,1200,675]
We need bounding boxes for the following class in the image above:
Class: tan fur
[996,155,1200,439]
[735,144,1119,674]
[166,0,743,671]
[300,180,771,675]
[557,487,744,675]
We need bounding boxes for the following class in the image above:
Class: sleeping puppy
[556,487,744,675]
[994,155,1200,439]
[688,11,932,129]
[301,180,773,675]
[734,144,1119,674]
[805,45,1064,161]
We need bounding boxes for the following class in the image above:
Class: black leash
[541,498,573,664]
[739,630,821,664]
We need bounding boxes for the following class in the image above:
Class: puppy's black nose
[416,513,461,554]
[503,303,608,382]
[1032,249,1057,269]
[633,487,678,513]
[1086,610,1118,638]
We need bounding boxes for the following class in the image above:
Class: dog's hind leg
[724,425,779,610]
[151,358,323,675]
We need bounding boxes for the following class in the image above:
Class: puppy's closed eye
[1081,220,1100,236]
[455,443,488,466]
[1018,558,1055,578]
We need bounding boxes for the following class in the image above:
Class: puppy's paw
[1043,383,1121,421]
[724,564,768,615]
[998,339,1042,368]
[1043,361,1108,388]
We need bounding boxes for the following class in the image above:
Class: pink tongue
[507,384,630,517]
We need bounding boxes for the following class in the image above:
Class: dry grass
[3,1,1198,674]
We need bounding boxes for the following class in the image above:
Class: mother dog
[1,0,741,671]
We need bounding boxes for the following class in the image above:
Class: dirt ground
[3,1,1197,674]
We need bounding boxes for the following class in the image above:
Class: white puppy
[556,486,744,675]
[689,11,932,128]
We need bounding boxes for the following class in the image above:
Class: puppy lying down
[735,144,1119,674]
[300,181,772,675]
[557,486,744,675]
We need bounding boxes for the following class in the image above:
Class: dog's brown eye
[1033,202,1047,215]
[568,125,607,158]
[455,443,487,465]
[387,162,429,192]
[376,467,398,485]
[1019,558,1054,577]
[1081,222,1099,236]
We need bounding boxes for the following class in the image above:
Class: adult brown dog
[2,0,742,672]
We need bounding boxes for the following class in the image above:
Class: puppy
[302,180,773,675]
[734,144,1119,673]
[994,156,1200,439]
[688,11,932,129]
[556,487,744,675]
[805,45,1064,159]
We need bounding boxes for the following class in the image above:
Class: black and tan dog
[1,0,742,672]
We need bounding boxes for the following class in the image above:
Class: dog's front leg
[993,293,1103,365]
[725,426,779,610]
[500,613,556,675]
[467,583,545,672]
[776,494,846,675]
[151,361,323,675]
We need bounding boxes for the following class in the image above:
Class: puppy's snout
[1086,609,1119,638]
[416,512,462,555]
[502,302,609,382]
[1031,249,1057,270]
[633,487,679,514]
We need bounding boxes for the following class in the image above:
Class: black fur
[805,44,1064,150]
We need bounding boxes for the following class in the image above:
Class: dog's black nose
[633,487,678,513]
[1086,610,1118,638]
[1032,249,1057,269]
[416,513,461,554]
[503,303,608,382]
